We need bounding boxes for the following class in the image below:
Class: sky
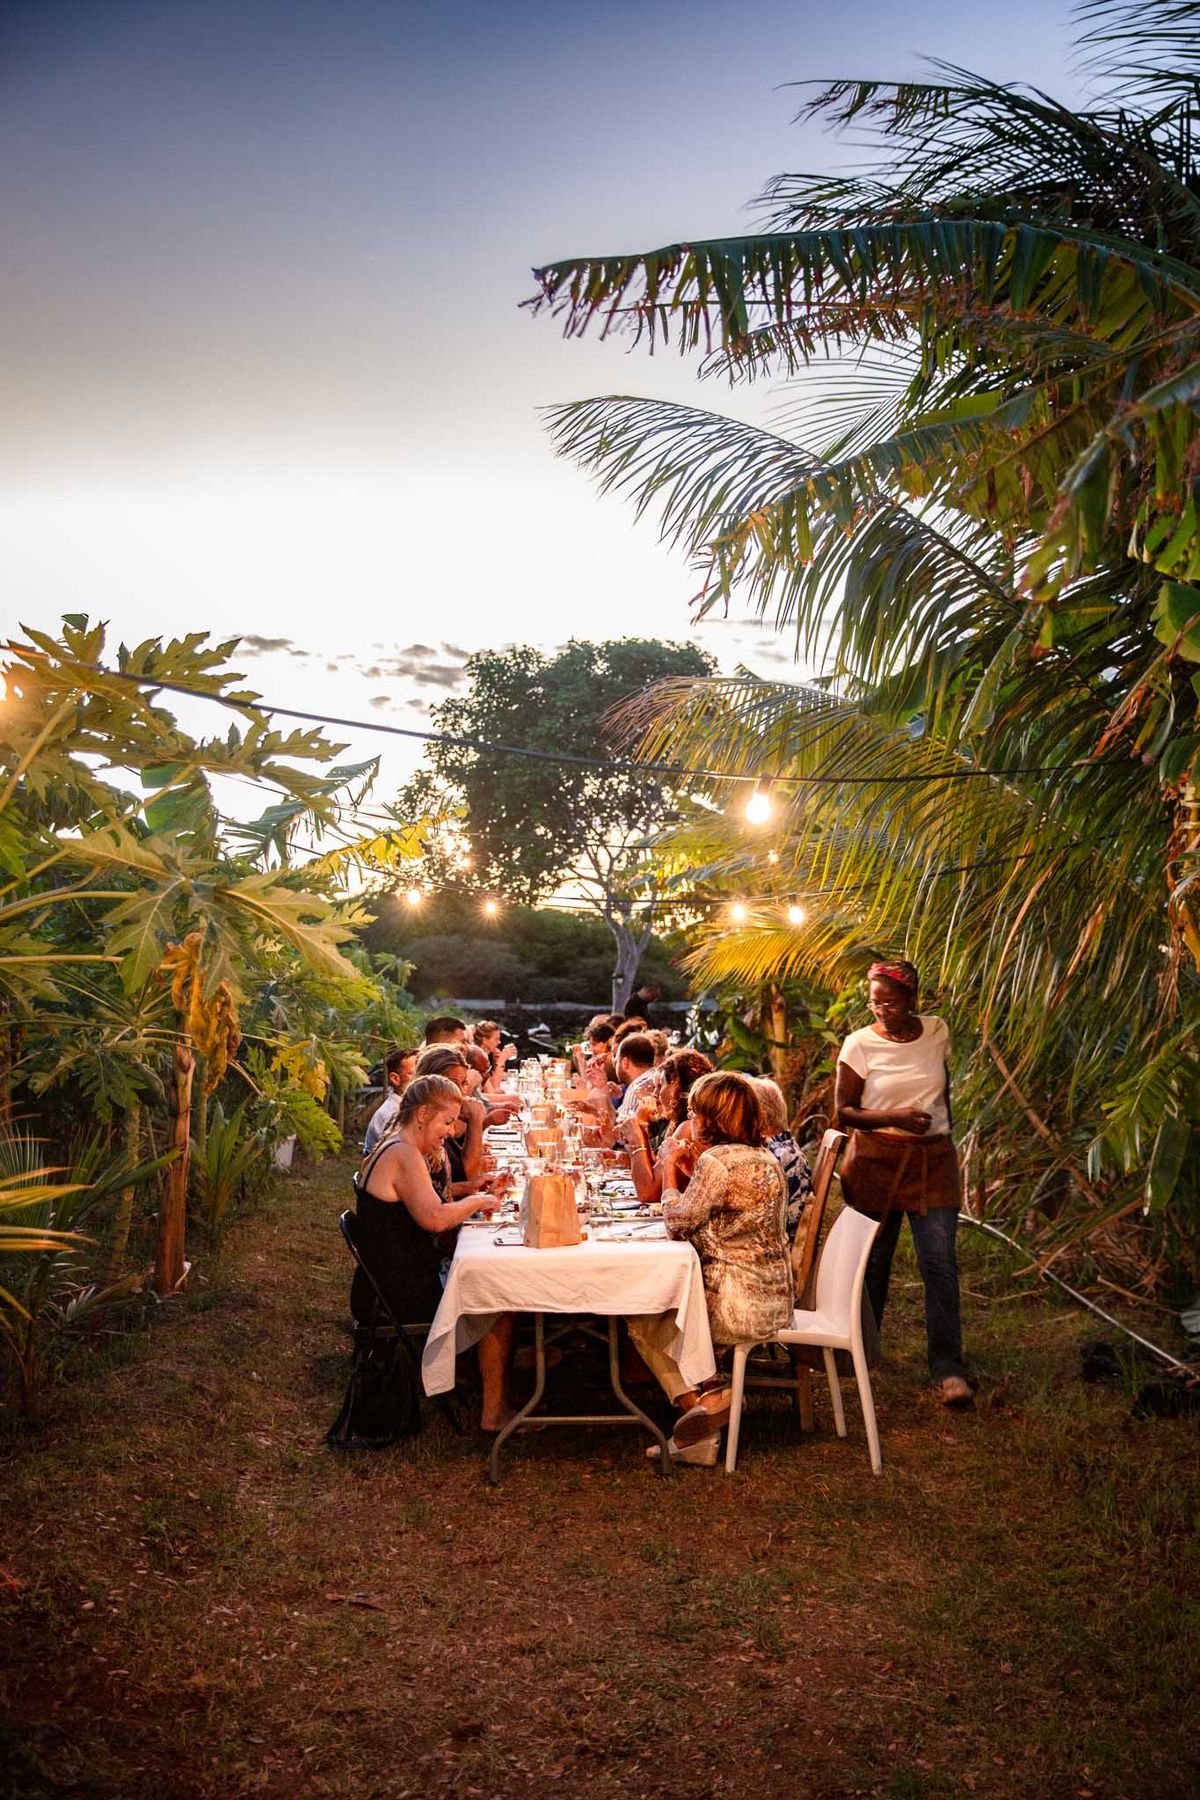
[1,0,1088,804]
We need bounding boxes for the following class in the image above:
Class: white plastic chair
[725,1204,883,1475]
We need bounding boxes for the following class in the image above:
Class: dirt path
[2,1158,1197,1799]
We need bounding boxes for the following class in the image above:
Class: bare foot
[479,1405,519,1434]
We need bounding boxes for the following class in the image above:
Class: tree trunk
[191,1052,208,1171]
[104,1099,142,1286]
[608,916,651,1014]
[155,1038,194,1295]
[767,984,788,1082]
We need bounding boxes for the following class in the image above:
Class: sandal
[673,1386,733,1446]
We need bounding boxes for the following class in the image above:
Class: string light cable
[8,655,1121,794]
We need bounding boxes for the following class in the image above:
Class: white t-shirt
[362,1090,401,1154]
[837,1016,951,1137]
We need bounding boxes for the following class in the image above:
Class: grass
[0,1154,1196,1799]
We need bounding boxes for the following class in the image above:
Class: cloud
[440,642,470,661]
[239,633,313,658]
[368,694,393,711]
[353,651,468,688]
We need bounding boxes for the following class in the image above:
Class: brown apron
[840,1130,960,1217]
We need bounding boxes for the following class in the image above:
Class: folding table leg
[488,1312,548,1484]
[607,1318,673,1475]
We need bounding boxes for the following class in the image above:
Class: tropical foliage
[0,618,427,1406]
[528,2,1200,1289]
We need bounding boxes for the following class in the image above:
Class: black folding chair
[327,1209,465,1445]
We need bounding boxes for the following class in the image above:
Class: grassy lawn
[1,1155,1197,1799]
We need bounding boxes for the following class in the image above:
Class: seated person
[353,1073,514,1430]
[621,1047,713,1204]
[474,1019,518,1092]
[415,1045,486,1194]
[572,1016,616,1078]
[423,1013,469,1047]
[575,1032,658,1146]
[753,1077,813,1240]
[362,1045,418,1154]
[628,1071,791,1467]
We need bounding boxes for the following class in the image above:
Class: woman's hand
[892,1108,932,1135]
[663,1138,696,1186]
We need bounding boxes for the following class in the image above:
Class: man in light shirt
[361,1045,418,1154]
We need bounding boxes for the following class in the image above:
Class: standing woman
[835,959,972,1405]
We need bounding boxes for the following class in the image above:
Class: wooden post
[155,1037,194,1295]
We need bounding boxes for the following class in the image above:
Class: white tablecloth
[421,1228,716,1396]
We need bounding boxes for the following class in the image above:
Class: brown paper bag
[524,1125,561,1158]
[522,1172,583,1248]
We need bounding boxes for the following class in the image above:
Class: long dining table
[421,1118,716,1479]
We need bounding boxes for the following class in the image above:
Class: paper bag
[522,1172,583,1248]
[524,1126,561,1159]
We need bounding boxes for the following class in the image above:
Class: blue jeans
[862,1207,966,1381]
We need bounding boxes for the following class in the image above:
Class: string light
[787,903,806,926]
[482,898,500,917]
[744,781,773,825]
[404,887,423,908]
[767,849,779,865]
[730,901,748,923]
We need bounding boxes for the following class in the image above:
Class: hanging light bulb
[744,781,773,826]
[482,898,500,918]
[730,901,748,924]
[787,903,806,926]
[405,887,423,908]
[767,849,779,865]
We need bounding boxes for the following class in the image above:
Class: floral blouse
[663,1142,792,1346]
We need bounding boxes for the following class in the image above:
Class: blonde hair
[688,1071,765,1149]
[396,1074,462,1126]
[752,1077,789,1135]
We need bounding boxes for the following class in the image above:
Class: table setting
[420,1055,716,1478]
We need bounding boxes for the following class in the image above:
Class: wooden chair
[742,1128,847,1430]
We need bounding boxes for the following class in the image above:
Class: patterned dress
[766,1131,813,1239]
[663,1142,792,1346]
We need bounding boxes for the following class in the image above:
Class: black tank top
[350,1140,451,1325]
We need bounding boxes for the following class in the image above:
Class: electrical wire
[959,1215,1195,1376]
[39,658,1113,792]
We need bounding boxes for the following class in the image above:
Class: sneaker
[936,1374,973,1406]
[645,1433,720,1467]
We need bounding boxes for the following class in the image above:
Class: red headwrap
[868,960,918,992]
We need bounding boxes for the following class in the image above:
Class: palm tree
[526,3,1200,1270]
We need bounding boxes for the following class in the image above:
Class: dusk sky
[2,0,1087,798]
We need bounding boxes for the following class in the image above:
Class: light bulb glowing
[767,849,779,865]
[730,901,748,924]
[787,904,806,926]
[744,787,772,825]
[405,887,423,908]
[483,898,499,917]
